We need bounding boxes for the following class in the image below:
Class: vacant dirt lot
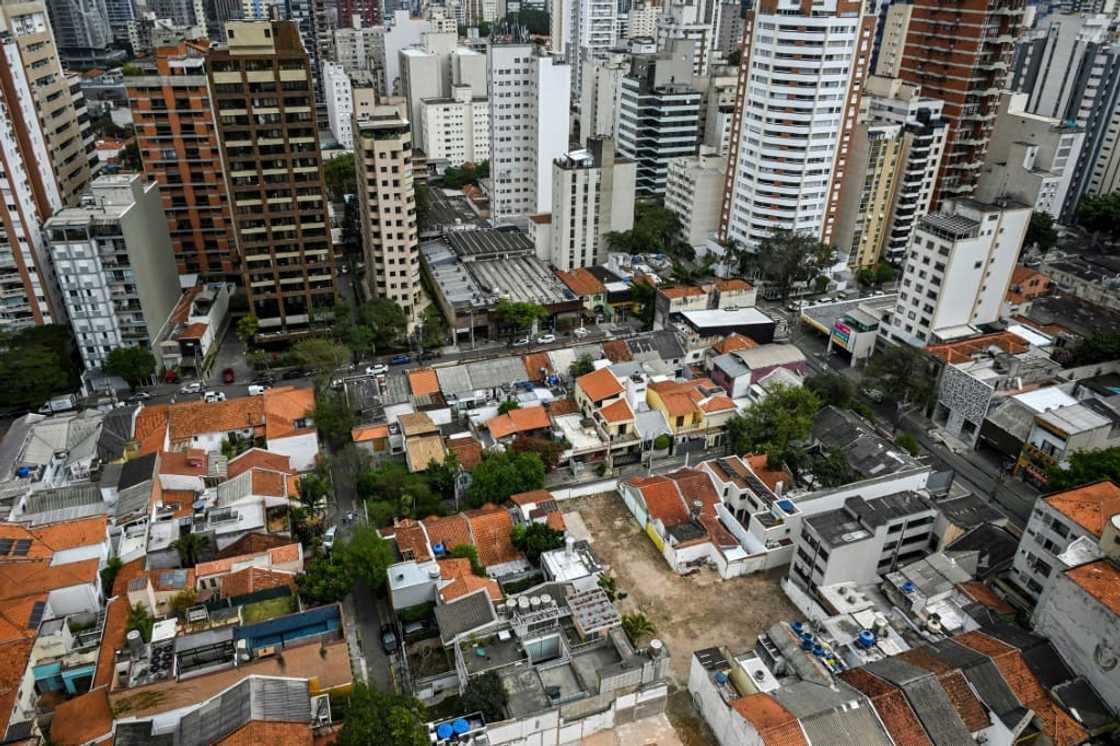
[566,492,798,685]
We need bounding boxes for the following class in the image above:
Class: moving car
[180,382,203,394]
[204,391,226,403]
[536,333,557,344]
[381,625,399,654]
[573,327,590,338]
[512,337,530,347]
[248,385,269,396]
[389,354,411,365]
[365,364,388,376]
[222,367,235,384]
[323,525,337,552]
[127,392,151,402]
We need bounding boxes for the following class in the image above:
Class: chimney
[691,500,703,522]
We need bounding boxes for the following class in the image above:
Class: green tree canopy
[339,524,394,589]
[621,612,655,646]
[856,263,896,287]
[361,299,409,352]
[466,451,546,508]
[1026,211,1059,252]
[604,202,682,257]
[324,152,357,200]
[356,461,443,518]
[236,314,259,347]
[629,280,656,331]
[1069,333,1120,367]
[724,384,821,468]
[420,304,447,351]
[733,230,836,299]
[441,160,489,189]
[459,671,508,722]
[297,471,331,510]
[569,354,595,378]
[806,448,856,488]
[0,325,76,410]
[338,683,429,746]
[171,532,210,567]
[494,299,548,336]
[292,337,352,372]
[511,522,565,564]
[127,603,154,642]
[104,346,157,388]
[312,386,356,449]
[804,372,854,408]
[1078,191,1120,240]
[1047,447,1120,491]
[510,435,566,471]
[297,553,352,604]
[498,400,520,415]
[863,344,935,410]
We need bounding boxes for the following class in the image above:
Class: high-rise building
[46,174,181,371]
[354,100,425,327]
[579,51,628,144]
[106,0,138,45]
[883,198,1029,348]
[338,0,380,26]
[655,7,714,79]
[382,11,432,97]
[398,31,458,152]
[625,1,659,38]
[615,43,700,195]
[203,0,243,42]
[127,41,237,279]
[44,0,125,67]
[719,0,874,250]
[861,76,948,265]
[0,0,96,207]
[421,85,489,166]
[549,138,636,271]
[1010,13,1111,120]
[550,0,572,55]
[208,21,336,338]
[665,149,725,248]
[698,65,736,156]
[834,123,905,270]
[975,92,1085,220]
[568,0,617,97]
[488,44,571,219]
[0,18,64,329]
[714,1,741,56]
[334,15,387,92]
[893,0,1027,201]
[324,61,358,148]
[874,3,912,78]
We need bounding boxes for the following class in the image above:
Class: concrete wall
[267,431,319,471]
[122,179,182,347]
[48,583,100,617]
[688,654,761,746]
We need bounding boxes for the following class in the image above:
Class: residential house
[555,268,608,320]
[194,543,304,595]
[653,278,756,330]
[708,345,808,399]
[399,412,448,473]
[1016,399,1120,486]
[483,405,551,445]
[1003,265,1052,317]
[646,378,738,448]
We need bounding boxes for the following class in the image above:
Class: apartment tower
[208,21,336,338]
[354,100,424,328]
[719,0,875,252]
[893,0,1027,202]
[128,41,238,280]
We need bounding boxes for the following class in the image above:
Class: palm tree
[621,612,655,646]
[172,532,211,568]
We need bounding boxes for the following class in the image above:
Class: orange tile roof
[839,668,932,746]
[407,368,441,396]
[134,404,169,455]
[466,505,523,567]
[0,559,99,600]
[194,543,301,577]
[351,424,390,442]
[263,386,316,441]
[546,511,566,532]
[216,533,290,559]
[954,632,1087,746]
[392,519,432,562]
[422,514,472,552]
[486,405,551,440]
[32,516,108,552]
[179,321,209,339]
[0,526,52,561]
[599,398,634,423]
[956,581,1014,615]
[547,398,580,416]
[729,693,807,746]
[510,489,552,507]
[269,543,301,565]
[1065,560,1120,615]
[0,640,32,737]
[168,397,265,442]
[576,367,623,402]
[715,278,752,291]
[221,567,296,599]
[649,380,714,416]
[745,454,793,494]
[252,468,289,497]
[665,468,720,515]
[1044,480,1120,538]
[51,686,113,746]
[713,333,759,355]
[112,557,147,596]
[441,574,502,603]
[217,720,313,746]
[556,268,606,296]
[701,395,736,413]
[0,596,48,643]
[447,436,483,470]
[601,339,633,363]
[439,558,474,579]
[925,331,1030,364]
[629,476,688,527]
[159,448,208,476]
[94,596,129,688]
[659,285,705,300]
[523,352,554,382]
[227,449,294,479]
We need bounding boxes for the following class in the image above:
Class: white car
[248,384,269,396]
[323,526,337,552]
[180,382,202,394]
[204,391,226,403]
[511,337,530,347]
[573,327,590,338]
[536,333,557,344]
[365,364,388,376]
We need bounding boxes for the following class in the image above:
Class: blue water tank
[800,632,813,650]
[452,719,470,734]
[777,499,796,514]
[15,466,30,478]
[436,723,453,739]
[812,643,825,657]
[715,671,729,685]
[791,621,803,635]
[858,630,875,649]
[902,581,916,594]
[433,543,446,557]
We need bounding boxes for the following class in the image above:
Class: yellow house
[647,378,737,447]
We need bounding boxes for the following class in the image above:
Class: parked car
[419,350,440,361]
[180,382,203,394]
[536,333,557,344]
[365,364,388,376]
[381,625,399,654]
[403,619,436,641]
[323,526,337,552]
[861,387,885,403]
[573,327,590,338]
[388,354,411,365]
[222,367,235,384]
[251,375,275,386]
[204,391,226,403]
[511,337,530,347]
[127,391,151,402]
[248,384,269,396]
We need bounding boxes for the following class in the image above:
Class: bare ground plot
[566,492,798,685]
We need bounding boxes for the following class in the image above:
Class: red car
[222,367,235,384]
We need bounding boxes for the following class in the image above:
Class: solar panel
[27,601,45,630]
[0,540,14,555]
[12,540,31,557]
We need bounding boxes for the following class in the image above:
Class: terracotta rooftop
[168,397,265,442]
[701,395,736,413]
[216,532,291,559]
[407,368,441,397]
[221,566,296,599]
[745,454,793,494]
[599,398,634,423]
[715,278,752,291]
[0,596,48,643]
[112,557,146,596]
[523,352,554,382]
[839,668,931,746]
[659,285,706,301]
[263,386,316,441]
[629,476,688,527]
[194,542,301,577]
[446,436,483,470]
[556,268,606,296]
[956,581,1014,615]
[601,339,633,363]
[1043,480,1120,538]
[158,448,209,476]
[510,489,553,507]
[227,449,294,479]
[217,721,313,746]
[925,331,1030,364]
[0,640,33,737]
[0,559,99,600]
[729,693,807,746]
[546,511,566,532]
[350,424,389,442]
[179,321,209,339]
[664,468,720,515]
[466,505,523,567]
[575,367,624,402]
[422,514,472,553]
[486,405,551,440]
[93,597,129,688]
[439,560,502,603]
[712,333,760,355]
[0,516,107,560]
[392,519,432,562]
[252,468,289,497]
[134,404,169,455]
[1065,559,1120,615]
[51,686,113,746]
[547,398,579,416]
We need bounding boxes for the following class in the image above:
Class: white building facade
[549,138,636,270]
[665,150,726,247]
[323,61,355,148]
[421,85,489,166]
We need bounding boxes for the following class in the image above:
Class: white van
[204,391,226,403]
[248,385,268,396]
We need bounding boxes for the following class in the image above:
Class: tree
[737,230,836,300]
[357,462,442,518]
[118,141,141,171]
[597,573,618,601]
[415,183,432,231]
[806,448,856,488]
[1069,333,1120,367]
[863,345,935,411]
[856,263,896,287]
[169,589,198,620]
[297,554,353,604]
[426,451,460,500]
[337,682,428,746]
[450,544,485,576]
[312,387,356,449]
[236,314,259,347]
[511,436,566,471]
[324,152,357,200]
[441,161,489,189]
[100,557,123,596]
[1078,191,1120,240]
[103,346,157,388]
[340,525,394,589]
[604,202,682,257]
[126,603,154,642]
[895,432,920,457]
[726,48,742,66]
[420,304,446,351]
[498,400,520,415]
[459,671,508,722]
[629,280,656,330]
[653,434,672,451]
[724,385,821,468]
[804,373,854,408]
[493,299,548,338]
[172,533,210,567]
[0,325,77,410]
[298,472,331,510]
[1047,447,1120,491]
[569,354,595,378]
[466,451,546,508]
[621,613,655,646]
[292,337,352,372]
[361,298,409,352]
[511,522,565,564]
[1025,211,1059,253]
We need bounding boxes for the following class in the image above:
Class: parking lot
[565,492,798,685]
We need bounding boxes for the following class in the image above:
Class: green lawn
[241,595,296,623]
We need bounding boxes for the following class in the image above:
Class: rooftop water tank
[858,630,876,649]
